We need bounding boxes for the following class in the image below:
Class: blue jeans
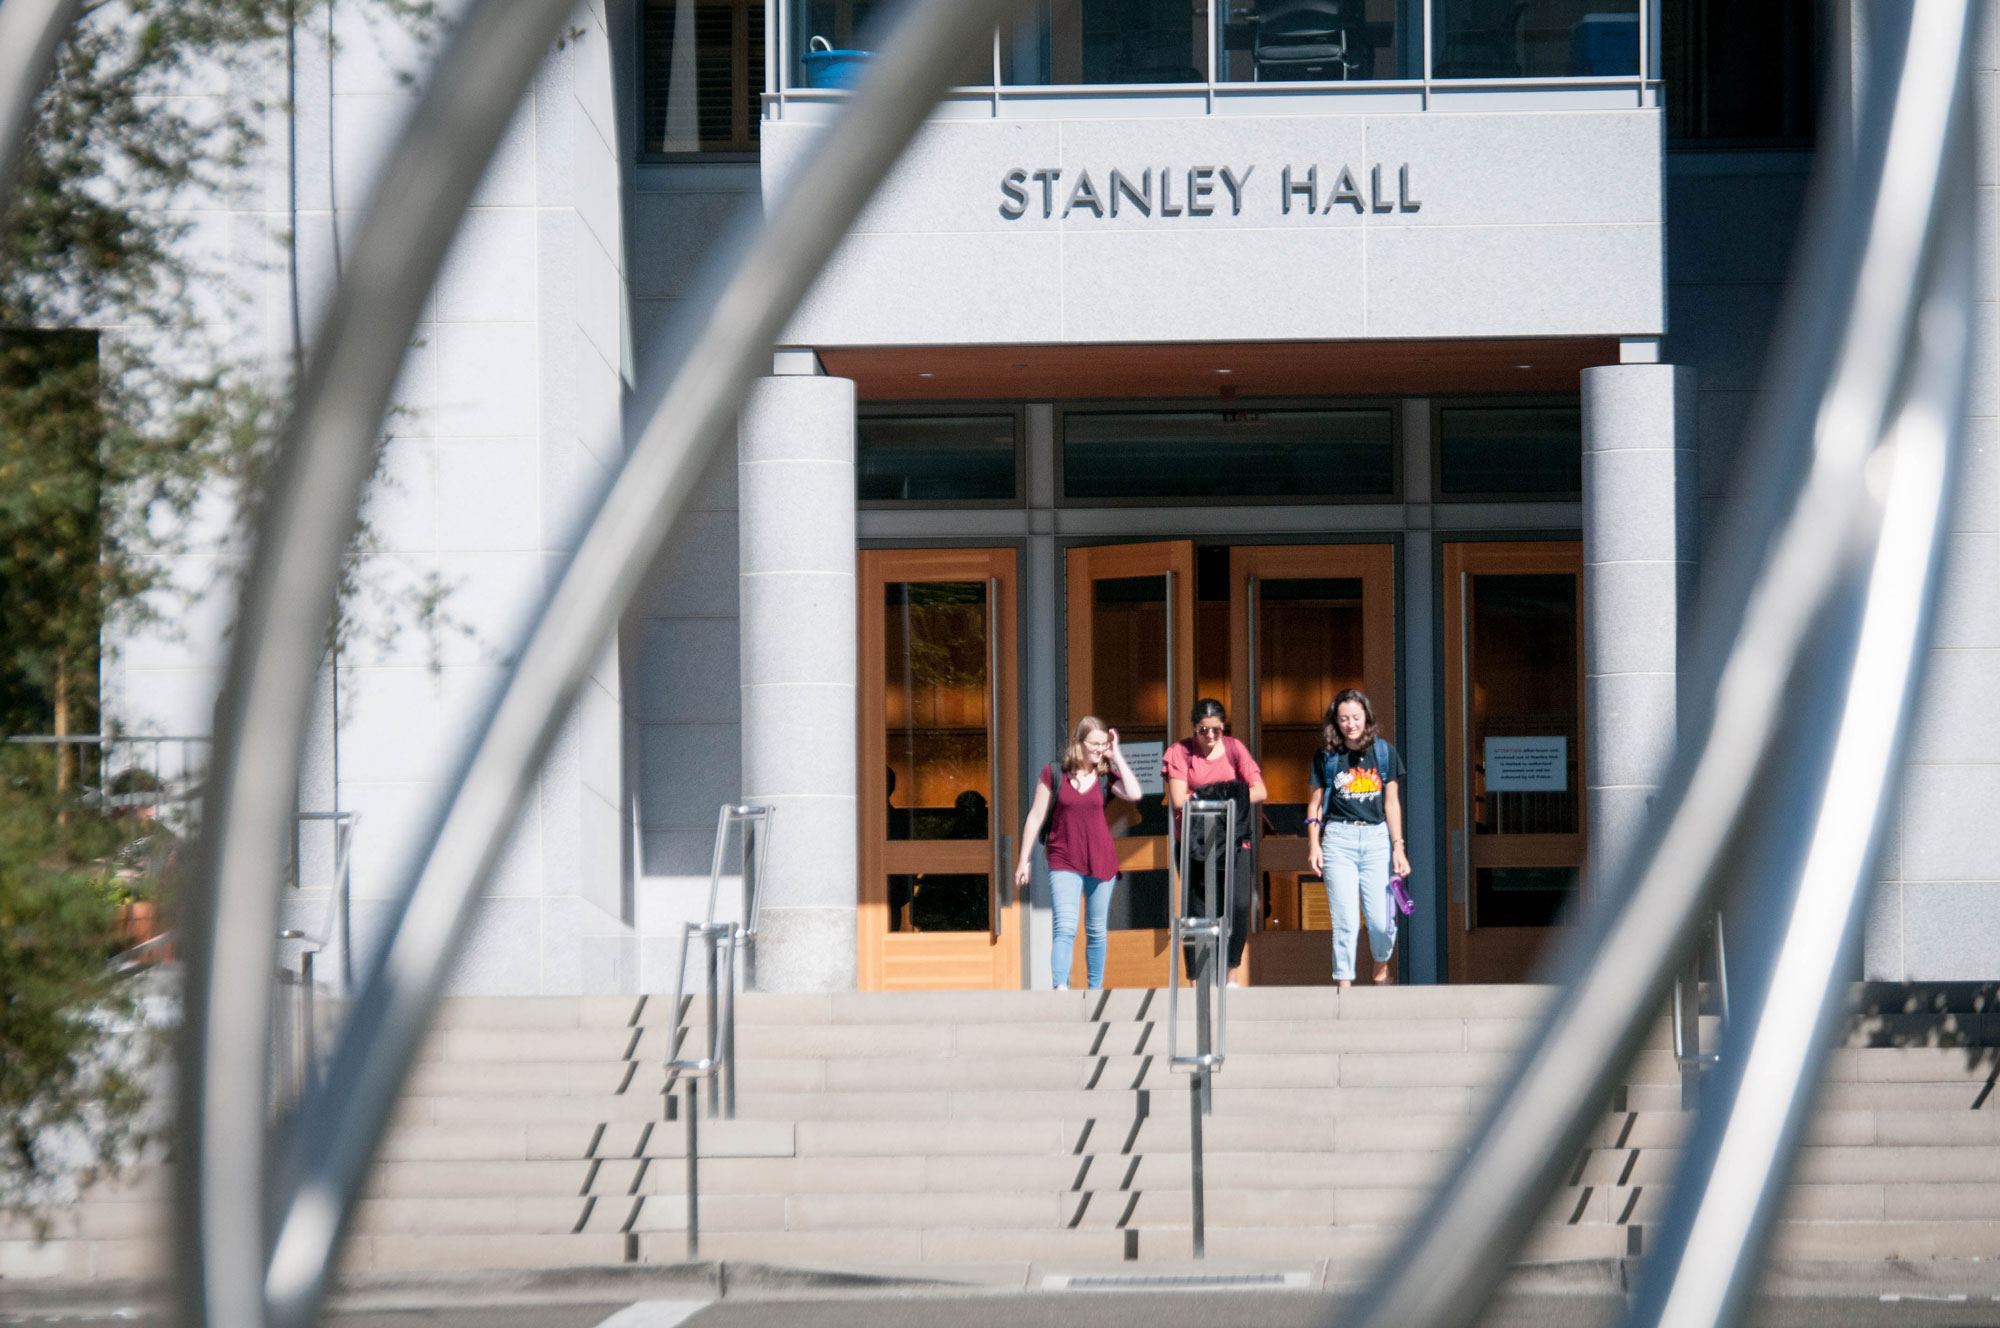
[1049,870,1115,989]
[1322,821,1395,981]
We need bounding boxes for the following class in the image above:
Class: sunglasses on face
[1196,724,1225,736]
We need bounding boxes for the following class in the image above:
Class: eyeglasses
[1195,724,1225,736]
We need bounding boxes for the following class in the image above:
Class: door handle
[991,835,1014,936]
[987,575,1005,938]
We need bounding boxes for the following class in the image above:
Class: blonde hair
[1062,716,1112,775]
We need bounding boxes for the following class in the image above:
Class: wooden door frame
[1064,541,1196,988]
[858,547,1022,991]
[1227,544,1397,984]
[1442,541,1586,985]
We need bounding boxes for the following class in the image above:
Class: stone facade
[96,1,2000,991]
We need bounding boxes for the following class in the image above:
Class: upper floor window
[858,410,1023,505]
[1060,405,1398,504]
[1662,0,1820,148]
[779,0,1649,90]
[1431,0,1637,79]
[642,0,766,158]
[1433,400,1581,500]
[1002,0,1417,84]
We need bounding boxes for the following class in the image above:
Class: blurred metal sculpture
[0,0,1976,1325]
[1335,5,1978,1328]
[0,0,84,207]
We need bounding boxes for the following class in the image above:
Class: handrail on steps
[662,802,773,1260]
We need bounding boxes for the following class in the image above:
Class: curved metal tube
[1332,6,1978,1328]
[267,0,1024,1311]
[0,0,84,211]
[170,6,592,1328]
[162,1,1028,1325]
[1631,6,1976,1324]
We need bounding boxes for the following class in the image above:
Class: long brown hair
[1062,716,1112,775]
[1322,688,1379,751]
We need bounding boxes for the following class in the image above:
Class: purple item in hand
[1388,875,1414,916]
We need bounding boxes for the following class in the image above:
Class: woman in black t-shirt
[1306,688,1410,986]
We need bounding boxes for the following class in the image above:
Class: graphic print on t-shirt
[1336,765,1384,801]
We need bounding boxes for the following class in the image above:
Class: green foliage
[0,1,305,741]
[0,0,441,733]
[0,332,103,738]
[0,747,153,1237]
[0,0,433,1240]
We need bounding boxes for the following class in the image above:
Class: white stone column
[738,368,858,991]
[1582,364,1698,897]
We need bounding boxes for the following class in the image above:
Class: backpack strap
[1374,738,1391,781]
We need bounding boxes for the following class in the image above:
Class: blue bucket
[804,38,871,88]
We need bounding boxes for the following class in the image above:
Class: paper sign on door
[1120,740,1166,796]
[1483,736,1568,792]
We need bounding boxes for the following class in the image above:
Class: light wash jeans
[1322,821,1395,981]
[1049,869,1116,989]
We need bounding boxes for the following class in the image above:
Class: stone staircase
[8,984,1998,1280]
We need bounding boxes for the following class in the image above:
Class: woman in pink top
[1164,698,1267,988]
[1016,716,1143,990]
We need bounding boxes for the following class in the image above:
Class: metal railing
[766,0,1661,115]
[5,732,212,814]
[663,803,772,1259]
[273,811,360,1108]
[1166,797,1237,1259]
[1671,913,1731,1107]
[0,1,1972,1325]
[288,811,358,995]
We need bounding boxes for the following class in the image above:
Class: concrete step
[336,1231,626,1273]
[420,986,1568,1034]
[387,1078,1562,1130]
[622,1217,1635,1267]
[1766,1220,2000,1261]
[423,1019,1603,1067]
[0,1235,167,1281]
[1815,1081,1995,1111]
[31,1175,1998,1249]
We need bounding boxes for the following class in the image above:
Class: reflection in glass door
[1444,542,1587,984]
[1228,545,1397,985]
[859,549,1020,990]
[1065,541,1195,988]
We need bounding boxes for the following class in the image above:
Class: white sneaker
[1054,983,1071,991]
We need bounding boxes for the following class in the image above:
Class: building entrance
[1066,541,1396,989]
[857,537,1587,990]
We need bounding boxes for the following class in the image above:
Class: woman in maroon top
[1164,698,1267,988]
[1016,716,1143,989]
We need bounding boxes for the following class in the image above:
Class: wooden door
[1443,542,1587,984]
[1063,541,1196,988]
[859,549,1022,990]
[1227,545,1397,985]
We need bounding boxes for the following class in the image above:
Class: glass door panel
[1229,545,1396,985]
[1065,541,1195,988]
[860,549,1020,989]
[1444,543,1586,983]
